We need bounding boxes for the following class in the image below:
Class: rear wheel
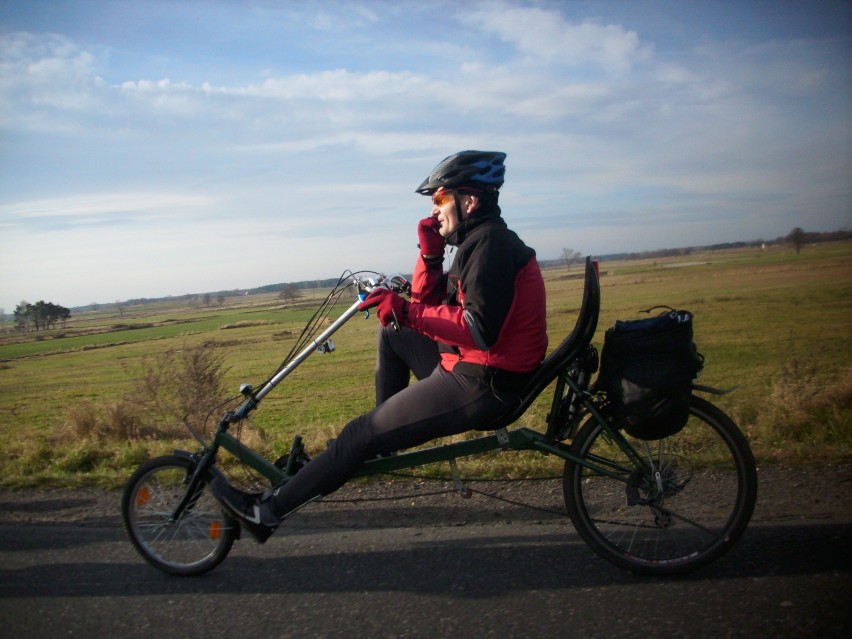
[563,395,757,575]
[122,454,236,576]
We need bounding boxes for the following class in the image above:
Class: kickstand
[448,459,472,499]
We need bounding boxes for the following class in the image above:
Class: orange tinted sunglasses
[431,190,454,207]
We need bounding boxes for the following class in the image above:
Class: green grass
[0,242,850,487]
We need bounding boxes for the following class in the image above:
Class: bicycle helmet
[415,150,506,195]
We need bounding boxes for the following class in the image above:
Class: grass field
[1,241,849,487]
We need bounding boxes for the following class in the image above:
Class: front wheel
[122,454,237,576]
[563,395,757,575]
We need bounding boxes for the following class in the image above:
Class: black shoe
[210,477,277,543]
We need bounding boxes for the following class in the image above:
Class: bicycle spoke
[123,455,236,576]
[564,396,757,574]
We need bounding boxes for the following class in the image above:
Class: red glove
[417,217,445,257]
[358,288,409,327]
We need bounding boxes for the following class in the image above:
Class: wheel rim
[127,463,234,572]
[570,404,753,569]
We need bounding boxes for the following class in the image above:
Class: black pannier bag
[595,308,704,440]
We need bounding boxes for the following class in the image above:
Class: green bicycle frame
[207,370,644,489]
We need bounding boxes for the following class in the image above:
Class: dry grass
[752,359,852,460]
[21,345,242,486]
[62,341,274,488]
[62,344,232,442]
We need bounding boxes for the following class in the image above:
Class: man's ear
[466,195,480,215]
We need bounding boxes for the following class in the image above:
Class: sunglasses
[431,190,455,207]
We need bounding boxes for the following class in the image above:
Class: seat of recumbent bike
[485,256,600,432]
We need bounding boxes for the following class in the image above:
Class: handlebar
[254,271,411,401]
[356,273,411,296]
[222,270,412,425]
[356,273,411,331]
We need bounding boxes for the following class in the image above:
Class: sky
[1,0,850,311]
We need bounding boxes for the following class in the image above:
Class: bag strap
[639,305,676,315]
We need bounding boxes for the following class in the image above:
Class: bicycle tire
[563,395,757,575]
[122,454,237,576]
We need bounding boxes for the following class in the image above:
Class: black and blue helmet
[415,150,506,195]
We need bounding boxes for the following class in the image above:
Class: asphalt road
[0,504,849,638]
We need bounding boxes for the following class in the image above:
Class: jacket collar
[446,204,503,246]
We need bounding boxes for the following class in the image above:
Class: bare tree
[278,283,302,302]
[561,247,582,267]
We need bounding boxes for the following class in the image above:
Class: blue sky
[1,0,849,310]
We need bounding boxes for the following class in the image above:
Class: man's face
[430,189,477,237]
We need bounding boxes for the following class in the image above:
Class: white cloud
[0,191,213,223]
[464,2,652,73]
[0,33,107,132]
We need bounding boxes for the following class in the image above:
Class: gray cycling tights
[264,325,514,520]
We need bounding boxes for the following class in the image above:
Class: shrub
[64,401,100,439]
[62,344,231,444]
[124,344,231,438]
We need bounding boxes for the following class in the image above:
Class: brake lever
[384,275,406,331]
[386,273,412,296]
[358,274,406,331]
[359,290,400,331]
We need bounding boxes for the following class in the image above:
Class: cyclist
[212,150,549,541]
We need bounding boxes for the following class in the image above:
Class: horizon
[62,229,834,311]
[1,1,850,311]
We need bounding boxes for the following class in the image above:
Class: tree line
[546,226,852,265]
[14,300,71,331]
[8,227,847,320]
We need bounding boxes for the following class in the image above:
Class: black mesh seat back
[488,256,601,429]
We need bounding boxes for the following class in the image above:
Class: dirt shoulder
[0,462,849,529]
